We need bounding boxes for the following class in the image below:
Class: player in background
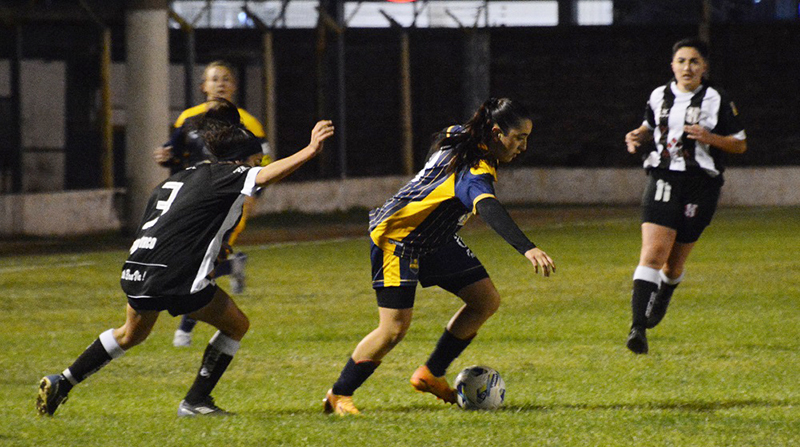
[37,99,334,417]
[624,37,747,354]
[323,98,555,416]
[153,60,273,347]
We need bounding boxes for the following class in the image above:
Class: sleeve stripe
[471,193,496,214]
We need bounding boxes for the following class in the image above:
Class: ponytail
[431,98,531,173]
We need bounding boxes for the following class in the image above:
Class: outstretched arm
[254,120,334,187]
[475,197,555,277]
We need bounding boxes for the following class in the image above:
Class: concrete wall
[1,168,797,237]
[0,189,123,236]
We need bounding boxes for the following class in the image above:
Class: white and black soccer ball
[454,366,506,410]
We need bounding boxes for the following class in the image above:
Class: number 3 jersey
[121,162,262,298]
[369,125,498,259]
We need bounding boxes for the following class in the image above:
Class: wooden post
[99,27,114,188]
[263,31,277,156]
[400,31,413,176]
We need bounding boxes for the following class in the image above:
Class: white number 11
[654,179,672,202]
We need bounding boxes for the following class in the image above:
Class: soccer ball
[454,366,505,410]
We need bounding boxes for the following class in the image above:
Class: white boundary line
[0,261,95,274]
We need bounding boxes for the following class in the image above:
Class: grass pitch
[1,206,798,446]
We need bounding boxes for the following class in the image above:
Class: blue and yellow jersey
[172,102,272,167]
[175,103,266,138]
[369,126,497,258]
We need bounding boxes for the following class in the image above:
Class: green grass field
[1,207,798,446]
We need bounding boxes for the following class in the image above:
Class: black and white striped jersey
[121,162,262,298]
[642,81,746,177]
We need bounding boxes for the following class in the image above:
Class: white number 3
[141,181,183,230]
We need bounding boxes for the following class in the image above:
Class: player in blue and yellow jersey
[153,61,273,346]
[324,98,556,415]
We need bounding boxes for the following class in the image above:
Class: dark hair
[672,37,709,60]
[432,98,532,173]
[199,98,261,162]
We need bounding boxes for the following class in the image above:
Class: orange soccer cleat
[410,365,456,404]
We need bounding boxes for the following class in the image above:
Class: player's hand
[153,146,173,164]
[308,120,335,154]
[684,124,710,143]
[625,129,644,154]
[524,247,555,277]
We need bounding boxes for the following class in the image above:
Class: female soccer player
[624,37,747,354]
[323,98,555,415]
[153,60,272,346]
[37,99,334,417]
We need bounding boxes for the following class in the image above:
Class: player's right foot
[626,326,649,354]
[323,389,360,416]
[177,396,232,417]
[172,329,192,347]
[36,374,70,416]
[410,365,456,404]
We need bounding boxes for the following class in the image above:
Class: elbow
[735,140,748,154]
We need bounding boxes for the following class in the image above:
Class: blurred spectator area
[0,0,798,192]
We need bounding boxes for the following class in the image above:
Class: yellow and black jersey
[369,126,498,258]
[165,102,272,173]
[174,103,266,138]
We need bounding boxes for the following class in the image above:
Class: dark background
[0,5,798,188]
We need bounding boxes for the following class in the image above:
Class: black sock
[178,316,198,333]
[64,329,125,391]
[184,344,233,404]
[331,358,379,396]
[425,330,473,377]
[632,279,659,328]
[656,282,678,302]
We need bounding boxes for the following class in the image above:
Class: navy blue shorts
[371,235,489,309]
[641,168,722,243]
[127,284,218,317]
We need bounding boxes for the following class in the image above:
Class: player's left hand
[524,247,556,277]
[684,124,711,144]
[309,120,335,154]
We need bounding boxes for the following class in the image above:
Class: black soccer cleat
[177,396,233,417]
[626,327,649,354]
[36,374,70,416]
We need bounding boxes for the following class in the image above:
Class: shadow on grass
[503,398,795,413]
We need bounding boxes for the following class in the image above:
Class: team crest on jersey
[730,101,739,116]
[685,107,701,125]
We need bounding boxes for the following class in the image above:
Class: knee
[479,293,501,319]
[115,329,148,350]
[381,321,410,347]
[232,313,250,340]
[486,294,501,316]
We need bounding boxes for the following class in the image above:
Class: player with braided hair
[323,98,555,416]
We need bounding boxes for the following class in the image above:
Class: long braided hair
[431,98,532,174]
